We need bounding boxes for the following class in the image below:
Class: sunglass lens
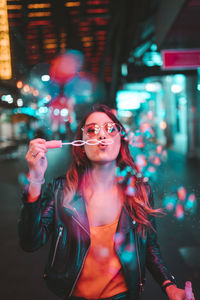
[85,124,99,137]
[105,123,120,136]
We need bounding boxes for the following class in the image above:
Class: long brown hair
[64,104,162,232]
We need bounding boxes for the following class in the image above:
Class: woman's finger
[29,138,46,147]
[29,145,47,157]
[34,151,46,160]
[26,149,46,162]
[29,143,47,152]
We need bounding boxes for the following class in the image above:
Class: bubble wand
[185,281,194,300]
[45,139,113,149]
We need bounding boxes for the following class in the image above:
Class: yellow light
[60,43,66,48]
[43,38,57,44]
[82,36,93,42]
[0,0,12,80]
[17,81,23,88]
[84,42,92,47]
[159,121,167,130]
[28,12,51,17]
[65,2,80,7]
[23,84,30,93]
[7,4,22,9]
[44,43,57,49]
[28,3,51,9]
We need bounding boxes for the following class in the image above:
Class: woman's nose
[98,126,106,139]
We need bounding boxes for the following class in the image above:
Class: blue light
[41,74,50,82]
[54,109,60,116]
[116,90,151,110]
[150,43,157,51]
[143,51,163,67]
[61,108,68,117]
[121,64,128,77]
[38,107,48,114]
[14,107,37,117]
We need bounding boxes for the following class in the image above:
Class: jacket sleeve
[18,180,56,252]
[145,183,176,287]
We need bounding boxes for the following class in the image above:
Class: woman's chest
[85,193,122,227]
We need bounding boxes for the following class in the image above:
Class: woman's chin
[91,156,117,165]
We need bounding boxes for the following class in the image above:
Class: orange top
[72,218,128,299]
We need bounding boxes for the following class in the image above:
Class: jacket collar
[117,205,138,234]
[63,192,90,233]
[64,193,138,235]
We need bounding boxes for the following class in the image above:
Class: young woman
[18,105,192,300]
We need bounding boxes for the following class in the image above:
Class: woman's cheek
[112,144,121,159]
[84,146,95,160]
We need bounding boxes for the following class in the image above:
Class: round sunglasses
[81,122,122,138]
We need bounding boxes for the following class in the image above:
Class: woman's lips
[98,143,108,150]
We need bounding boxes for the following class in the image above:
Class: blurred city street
[1,1,200,299]
[0,144,199,300]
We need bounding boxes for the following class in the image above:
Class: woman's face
[82,112,121,165]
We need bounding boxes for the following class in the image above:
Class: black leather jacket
[18,177,175,299]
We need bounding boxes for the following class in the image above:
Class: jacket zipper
[51,225,63,267]
[69,216,90,296]
[134,230,143,295]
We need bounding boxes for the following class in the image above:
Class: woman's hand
[166,284,195,300]
[26,138,48,181]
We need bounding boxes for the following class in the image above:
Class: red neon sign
[162,49,200,70]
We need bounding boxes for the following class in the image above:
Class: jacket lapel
[58,181,138,237]
[63,193,90,234]
[117,205,138,235]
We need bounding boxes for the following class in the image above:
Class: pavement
[0,143,199,300]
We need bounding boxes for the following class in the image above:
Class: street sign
[162,49,200,70]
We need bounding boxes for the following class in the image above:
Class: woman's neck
[89,161,117,191]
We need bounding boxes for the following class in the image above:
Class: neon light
[65,1,80,7]
[28,3,51,9]
[82,36,93,42]
[83,42,92,47]
[159,121,167,130]
[171,84,183,93]
[16,81,23,88]
[41,75,50,81]
[44,38,57,43]
[29,20,50,26]
[44,43,57,49]
[69,11,79,15]
[87,0,109,4]
[7,4,22,10]
[60,43,67,49]
[17,98,23,107]
[87,8,108,13]
[28,12,51,17]
[93,18,108,25]
[0,0,12,79]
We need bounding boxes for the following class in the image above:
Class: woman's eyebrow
[85,121,113,126]
[84,122,97,126]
